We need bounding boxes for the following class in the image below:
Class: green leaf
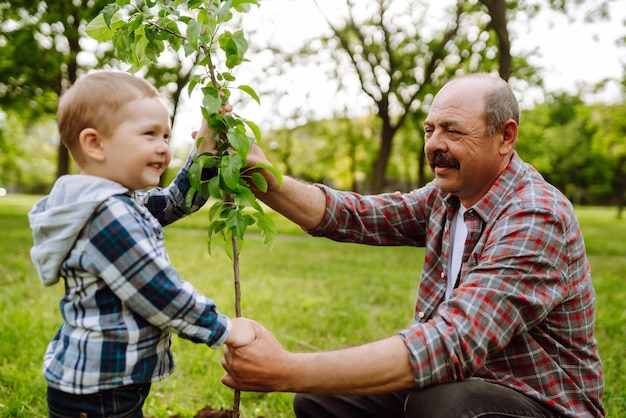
[243,119,261,143]
[219,30,248,69]
[145,38,164,63]
[227,124,250,156]
[202,94,222,115]
[222,72,236,82]
[207,220,226,255]
[201,86,222,114]
[103,4,119,27]
[225,207,248,240]
[208,200,225,223]
[221,154,243,190]
[234,187,263,213]
[250,172,268,192]
[183,42,196,57]
[186,19,201,48]
[231,0,260,13]
[188,75,202,97]
[86,13,114,41]
[214,1,234,22]
[255,162,284,189]
[222,230,234,260]
[237,84,260,104]
[252,211,277,249]
[208,175,222,200]
[189,158,204,191]
[197,8,217,32]
[185,187,196,214]
[202,109,227,134]
[165,19,181,37]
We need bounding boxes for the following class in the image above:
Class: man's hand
[221,321,292,392]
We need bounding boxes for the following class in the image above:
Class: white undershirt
[446,205,467,300]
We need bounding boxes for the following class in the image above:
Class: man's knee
[293,393,325,418]
[404,380,557,418]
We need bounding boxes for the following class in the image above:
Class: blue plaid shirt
[29,152,230,394]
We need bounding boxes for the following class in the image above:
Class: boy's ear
[79,128,105,161]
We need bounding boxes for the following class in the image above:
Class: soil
[169,405,264,418]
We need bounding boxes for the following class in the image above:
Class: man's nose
[424,130,446,153]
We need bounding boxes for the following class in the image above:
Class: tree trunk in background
[479,0,512,81]
[55,2,81,178]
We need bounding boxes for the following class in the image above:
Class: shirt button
[440,272,445,279]
[418,311,425,319]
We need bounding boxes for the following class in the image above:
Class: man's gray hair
[483,76,520,137]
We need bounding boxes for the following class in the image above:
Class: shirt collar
[442,152,527,222]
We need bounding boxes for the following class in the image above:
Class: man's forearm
[258,176,326,231]
[284,336,415,395]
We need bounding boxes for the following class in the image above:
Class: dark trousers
[47,384,151,418]
[293,380,562,418]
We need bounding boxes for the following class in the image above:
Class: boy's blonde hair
[57,71,161,164]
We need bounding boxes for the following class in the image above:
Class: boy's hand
[192,117,217,155]
[192,102,233,155]
[225,317,257,348]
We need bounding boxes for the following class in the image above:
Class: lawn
[0,194,623,417]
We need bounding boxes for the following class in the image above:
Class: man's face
[423,79,507,208]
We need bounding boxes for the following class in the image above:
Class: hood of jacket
[28,175,129,286]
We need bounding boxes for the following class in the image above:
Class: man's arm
[221,322,415,394]
[248,143,326,231]
[258,175,326,231]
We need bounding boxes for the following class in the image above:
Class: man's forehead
[425,100,484,125]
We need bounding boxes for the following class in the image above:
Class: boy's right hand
[193,117,217,156]
[193,101,233,155]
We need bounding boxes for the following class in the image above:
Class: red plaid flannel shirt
[309,153,604,417]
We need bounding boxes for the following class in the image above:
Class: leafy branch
[87,1,282,416]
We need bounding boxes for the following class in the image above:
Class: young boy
[28,71,255,418]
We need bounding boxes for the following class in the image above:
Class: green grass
[0,194,624,417]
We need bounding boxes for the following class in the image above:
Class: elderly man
[221,74,604,418]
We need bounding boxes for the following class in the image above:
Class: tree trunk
[55,3,81,178]
[371,118,394,193]
[479,0,512,80]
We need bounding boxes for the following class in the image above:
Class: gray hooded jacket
[29,175,128,286]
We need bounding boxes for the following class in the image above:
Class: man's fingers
[221,373,235,389]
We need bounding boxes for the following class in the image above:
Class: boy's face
[100,96,172,190]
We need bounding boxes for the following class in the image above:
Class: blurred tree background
[1,0,624,214]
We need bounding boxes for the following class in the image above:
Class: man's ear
[499,119,518,155]
[79,128,105,162]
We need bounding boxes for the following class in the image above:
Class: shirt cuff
[208,315,232,349]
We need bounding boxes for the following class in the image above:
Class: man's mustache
[427,151,460,169]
